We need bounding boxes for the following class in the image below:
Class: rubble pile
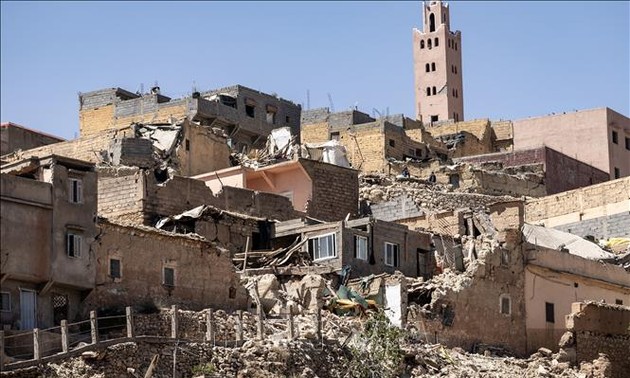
[7,328,608,378]
[359,173,516,212]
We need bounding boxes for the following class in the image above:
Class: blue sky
[1,1,628,139]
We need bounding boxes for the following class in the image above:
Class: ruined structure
[271,217,434,278]
[0,122,64,157]
[78,85,301,152]
[413,0,464,123]
[83,219,248,314]
[195,158,359,222]
[1,156,98,329]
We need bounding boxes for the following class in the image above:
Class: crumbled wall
[564,302,630,378]
[84,221,248,314]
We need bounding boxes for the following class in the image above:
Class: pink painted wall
[245,163,312,212]
[193,167,245,194]
[512,108,630,179]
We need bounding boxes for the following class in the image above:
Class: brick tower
[413,1,464,124]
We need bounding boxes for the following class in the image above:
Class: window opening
[68,178,82,203]
[431,62,436,71]
[67,232,82,257]
[308,233,336,261]
[431,115,439,123]
[612,130,618,144]
[245,104,255,118]
[425,63,430,73]
[0,292,10,312]
[384,242,399,267]
[163,267,175,287]
[330,131,340,141]
[389,139,396,147]
[429,13,436,32]
[432,86,436,95]
[110,258,121,278]
[420,40,425,49]
[434,37,439,47]
[52,293,69,326]
[500,295,511,315]
[355,235,368,260]
[545,302,555,323]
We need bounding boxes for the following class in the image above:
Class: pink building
[193,158,359,222]
[512,107,630,179]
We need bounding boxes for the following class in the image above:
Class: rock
[537,347,552,357]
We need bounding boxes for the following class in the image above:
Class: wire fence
[0,306,322,371]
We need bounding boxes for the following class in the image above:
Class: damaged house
[1,155,98,329]
[406,201,630,357]
[267,216,435,279]
[78,85,301,153]
[194,158,359,222]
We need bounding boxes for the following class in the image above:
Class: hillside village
[1,1,629,378]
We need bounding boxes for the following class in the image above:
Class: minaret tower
[413,0,464,124]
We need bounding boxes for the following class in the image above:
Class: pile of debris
[359,173,517,213]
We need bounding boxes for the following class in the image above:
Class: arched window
[432,86,436,95]
[429,13,436,32]
[431,62,436,71]
[420,40,425,49]
[434,37,439,47]
[426,87,431,96]
[428,39,432,49]
[425,63,430,72]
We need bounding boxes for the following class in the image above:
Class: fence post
[61,320,69,353]
[236,310,243,341]
[90,311,98,344]
[33,328,41,361]
[256,306,264,340]
[288,305,295,340]
[315,308,322,345]
[126,306,134,338]
[0,330,5,368]
[171,305,178,339]
[205,309,214,344]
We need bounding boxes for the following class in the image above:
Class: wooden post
[61,320,69,353]
[288,305,295,340]
[205,309,214,344]
[0,330,5,368]
[33,328,41,361]
[171,305,178,339]
[236,310,243,341]
[315,308,322,345]
[90,311,98,344]
[242,236,250,273]
[126,306,134,338]
[256,306,264,340]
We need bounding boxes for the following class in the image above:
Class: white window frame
[68,178,83,204]
[309,232,337,261]
[0,291,11,312]
[384,242,399,267]
[66,232,82,258]
[499,294,511,315]
[355,235,368,261]
[163,267,175,287]
[109,258,122,279]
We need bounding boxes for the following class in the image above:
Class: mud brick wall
[565,302,630,378]
[300,159,359,221]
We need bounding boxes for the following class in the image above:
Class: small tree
[348,310,404,378]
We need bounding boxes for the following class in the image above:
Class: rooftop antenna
[192,80,200,98]
[306,89,311,110]
[373,108,382,118]
[327,93,335,112]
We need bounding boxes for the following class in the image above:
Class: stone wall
[525,176,630,233]
[84,221,248,315]
[97,167,146,221]
[300,159,359,221]
[564,302,630,378]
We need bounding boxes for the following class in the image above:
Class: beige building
[413,0,464,124]
[512,107,630,179]
[0,122,64,157]
[1,155,98,329]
